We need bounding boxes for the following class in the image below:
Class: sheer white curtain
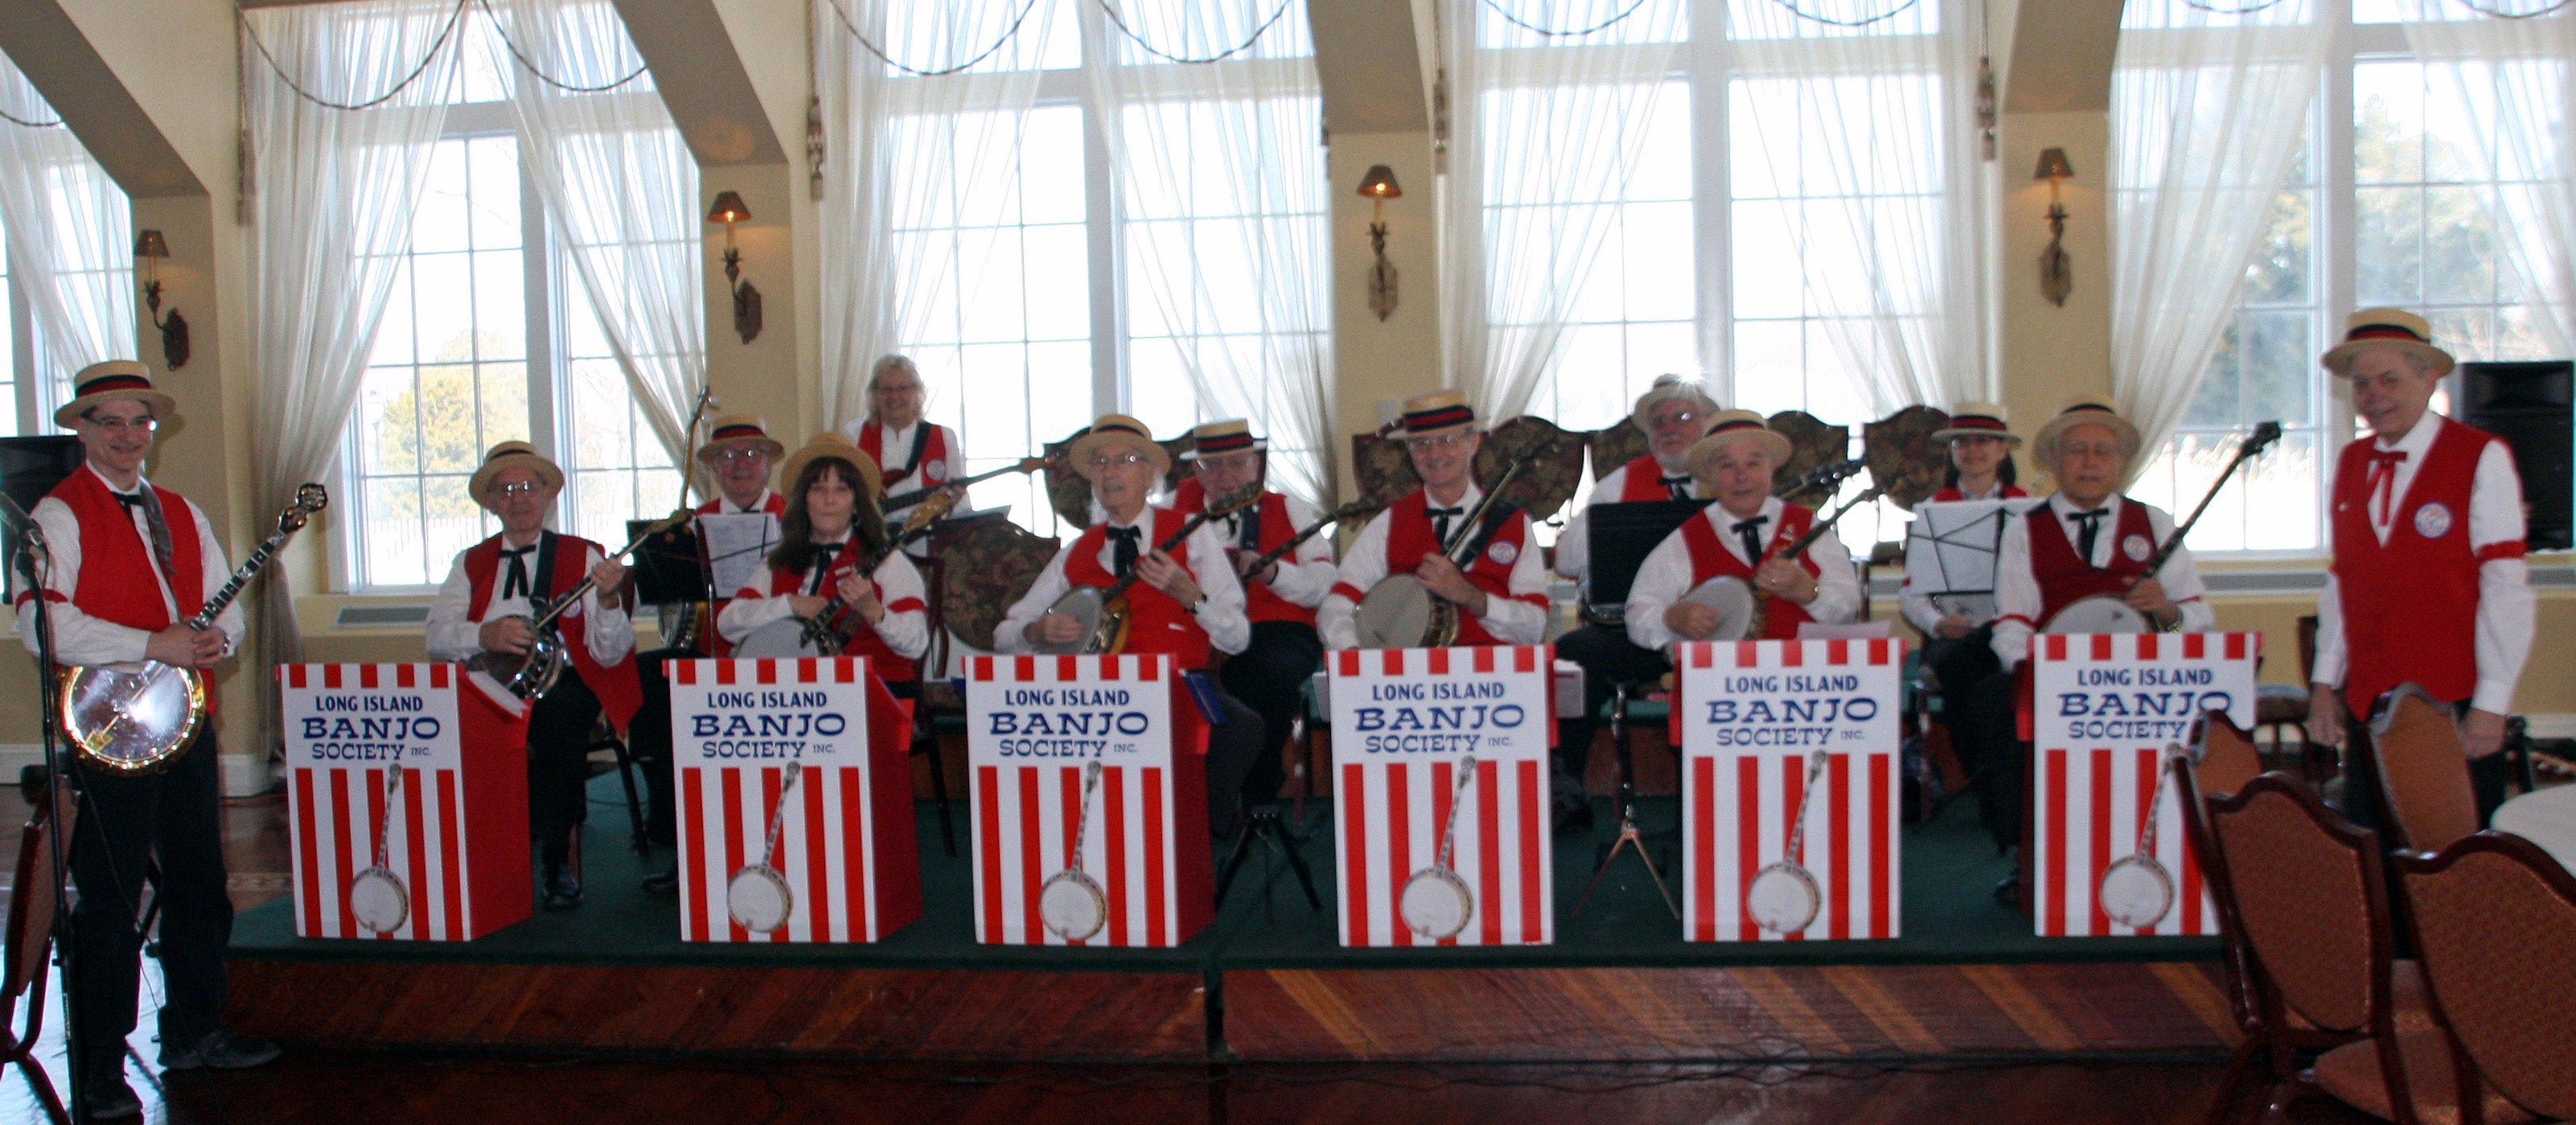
[816,0,1063,431]
[1729,0,1991,413]
[2108,2,2332,458]
[0,50,135,417]
[1087,1,1333,505]
[488,0,703,469]
[2404,3,2576,357]
[1440,0,1687,421]
[245,0,460,661]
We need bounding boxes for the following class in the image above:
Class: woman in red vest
[716,433,928,684]
[840,354,963,519]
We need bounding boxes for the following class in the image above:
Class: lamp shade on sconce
[2032,147,2074,182]
[1357,165,1402,200]
[134,229,171,259]
[706,191,752,225]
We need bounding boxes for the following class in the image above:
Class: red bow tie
[2365,449,2408,526]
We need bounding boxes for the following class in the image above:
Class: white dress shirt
[1554,458,1702,581]
[844,420,961,503]
[2311,414,2534,713]
[1896,483,2017,634]
[1317,482,1551,650]
[425,532,636,665]
[994,510,1251,656]
[1622,496,1863,651]
[716,532,931,659]
[1989,494,2213,669]
[1203,492,1337,610]
[16,463,244,666]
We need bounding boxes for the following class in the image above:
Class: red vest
[1617,456,1688,502]
[692,492,786,657]
[1378,488,1539,647]
[2330,417,2519,714]
[1169,478,1313,628]
[463,532,643,734]
[754,538,924,682]
[1064,508,1212,667]
[1678,504,1822,639]
[48,467,207,635]
[2025,499,2156,626]
[858,422,951,488]
[1931,484,2029,503]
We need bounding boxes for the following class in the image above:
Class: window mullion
[1690,0,1732,392]
[1078,3,1124,418]
[521,143,562,528]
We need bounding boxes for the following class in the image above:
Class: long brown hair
[770,457,889,573]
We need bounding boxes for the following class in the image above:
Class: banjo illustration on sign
[727,761,803,934]
[348,762,410,936]
[2098,745,2182,930]
[1040,760,1109,942]
[1746,750,1832,935]
[1399,755,1481,941]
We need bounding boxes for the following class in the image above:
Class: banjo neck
[880,455,1049,514]
[2134,421,2283,579]
[1765,483,1885,568]
[1238,497,1382,576]
[187,485,327,631]
[518,508,690,634]
[1094,486,1260,604]
[1434,454,1537,565]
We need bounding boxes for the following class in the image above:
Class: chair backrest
[2369,685,2482,852]
[2194,709,2264,799]
[3,782,72,1004]
[2395,832,2576,1120]
[2171,753,2258,1032]
[2208,774,2396,1035]
[933,519,1062,654]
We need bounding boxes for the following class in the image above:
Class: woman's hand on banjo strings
[1026,611,1085,647]
[837,573,885,625]
[787,593,832,619]
[1413,556,1489,618]
[479,617,536,655]
[1136,551,1203,606]
[1754,557,1819,605]
[1664,601,1720,641]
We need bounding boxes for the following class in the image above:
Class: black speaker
[2459,360,2574,552]
[0,435,82,519]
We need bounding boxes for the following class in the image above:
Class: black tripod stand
[4,491,87,1124]
[1572,680,1678,919]
[1215,806,1323,915]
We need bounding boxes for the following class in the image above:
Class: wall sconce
[707,191,762,344]
[1358,165,1402,322]
[134,229,189,368]
[2034,148,2074,307]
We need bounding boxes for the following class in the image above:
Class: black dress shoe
[80,1077,141,1120]
[160,1028,281,1071]
[542,864,585,910]
[1993,872,2020,908]
[641,864,680,895]
[1551,793,1594,835]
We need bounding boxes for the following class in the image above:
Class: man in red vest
[1549,376,1718,831]
[425,442,641,911]
[841,355,963,521]
[18,362,278,1115]
[1320,389,1552,650]
[998,415,1267,831]
[1164,420,1335,814]
[1961,397,2212,867]
[2306,309,2533,825]
[1625,409,1863,649]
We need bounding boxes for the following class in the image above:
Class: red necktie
[2365,449,2408,528]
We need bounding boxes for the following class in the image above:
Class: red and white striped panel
[670,656,866,689]
[678,761,888,942]
[1337,755,1552,946]
[290,762,471,941]
[971,760,1189,946]
[965,653,1170,689]
[2031,746,2217,937]
[2032,630,2258,685]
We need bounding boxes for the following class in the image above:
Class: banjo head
[733,618,826,660]
[727,865,795,934]
[2099,856,2177,929]
[2042,594,2149,636]
[1034,589,1107,656]
[60,661,206,774]
[1355,577,1436,650]
[1039,871,1107,941]
[1678,577,1758,642]
[349,868,411,935]
[1399,867,1476,941]
[1745,862,1822,935]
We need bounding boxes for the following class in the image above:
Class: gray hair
[867,354,921,390]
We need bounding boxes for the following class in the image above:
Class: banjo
[1672,478,1886,645]
[1228,495,1383,586]
[879,454,1049,515]
[1039,760,1108,942]
[733,495,949,660]
[348,762,411,935]
[726,760,803,934]
[465,509,690,700]
[59,484,328,774]
[1746,750,1832,935]
[1399,755,1480,942]
[2042,421,2282,635]
[1033,484,1261,656]
[2098,744,2187,930]
[1354,454,1538,650]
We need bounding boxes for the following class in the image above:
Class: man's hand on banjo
[1664,601,1720,641]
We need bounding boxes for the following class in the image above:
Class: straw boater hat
[468,441,565,508]
[776,432,885,499]
[1180,419,1265,461]
[1930,402,2023,445]
[2320,307,2456,378]
[1067,413,1171,478]
[1398,389,1477,437]
[1630,374,1719,430]
[2032,396,2143,476]
[1687,409,1793,480]
[55,360,177,428]
[694,413,785,465]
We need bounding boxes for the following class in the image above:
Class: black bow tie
[1659,475,1693,501]
[499,544,536,601]
[2069,508,2108,560]
[1107,525,1143,577]
[112,491,146,510]
[1732,515,1769,564]
[1425,505,1465,545]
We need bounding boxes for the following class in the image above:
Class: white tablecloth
[2492,784,2576,874]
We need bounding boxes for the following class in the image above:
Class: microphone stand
[0,489,85,1122]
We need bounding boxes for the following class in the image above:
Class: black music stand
[1570,501,1703,921]
[624,518,708,607]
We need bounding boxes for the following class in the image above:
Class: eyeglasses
[86,414,157,432]
[714,449,769,465]
[1647,408,1704,428]
[872,384,924,397]
[492,481,544,497]
[1089,452,1152,470]
[1406,433,1473,452]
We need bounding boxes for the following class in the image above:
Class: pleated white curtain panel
[488,0,705,472]
[2107,2,2332,459]
[2403,3,2576,358]
[816,0,1061,433]
[1440,0,1687,422]
[0,51,135,418]
[245,0,460,661]
[1085,0,1334,506]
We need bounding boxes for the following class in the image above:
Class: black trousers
[68,729,232,1085]
[1217,621,1323,807]
[1198,682,1267,837]
[1921,629,2001,729]
[2334,699,2515,834]
[625,648,687,848]
[1552,623,1672,796]
[527,670,603,865]
[1956,668,2025,852]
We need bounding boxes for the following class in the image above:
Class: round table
[2492,784,2576,874]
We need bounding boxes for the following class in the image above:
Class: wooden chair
[2369,685,2484,853]
[2195,710,2266,801]
[2205,774,2424,1123]
[2389,832,2576,1125]
[3,782,73,1125]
